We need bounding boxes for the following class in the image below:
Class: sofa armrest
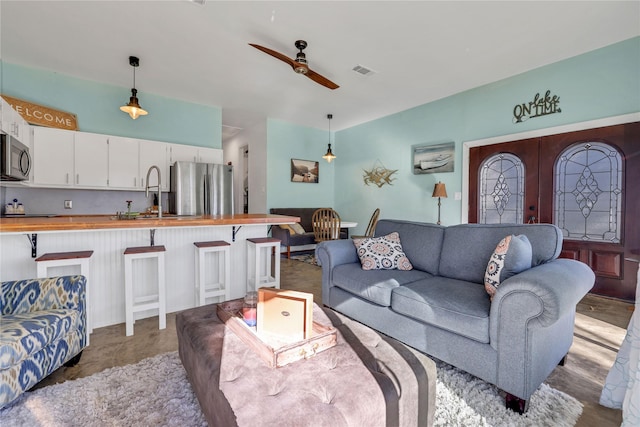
[316,240,360,305]
[490,259,594,335]
[271,225,292,245]
[488,259,594,398]
[1,275,87,316]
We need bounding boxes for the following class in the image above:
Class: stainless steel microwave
[1,134,31,181]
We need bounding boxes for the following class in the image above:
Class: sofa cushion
[391,277,491,343]
[333,264,432,306]
[288,232,316,246]
[353,232,413,271]
[374,220,445,275]
[438,223,562,283]
[484,234,532,300]
[0,309,81,369]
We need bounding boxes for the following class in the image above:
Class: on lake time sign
[1,95,78,131]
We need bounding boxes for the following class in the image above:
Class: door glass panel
[479,153,525,224]
[554,142,622,242]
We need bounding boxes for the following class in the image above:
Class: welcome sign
[1,95,78,130]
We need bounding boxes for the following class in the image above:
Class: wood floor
[36,257,632,427]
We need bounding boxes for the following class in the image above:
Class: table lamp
[432,182,448,225]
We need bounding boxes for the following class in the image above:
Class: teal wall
[334,37,640,233]
[1,62,221,147]
[267,119,334,209]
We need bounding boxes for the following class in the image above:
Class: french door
[469,122,640,301]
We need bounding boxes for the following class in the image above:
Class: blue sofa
[316,219,595,412]
[0,275,87,408]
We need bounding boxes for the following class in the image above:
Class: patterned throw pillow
[353,232,413,271]
[484,234,533,300]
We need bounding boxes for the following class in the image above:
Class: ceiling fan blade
[306,68,340,90]
[248,43,296,68]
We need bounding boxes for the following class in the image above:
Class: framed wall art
[290,159,319,183]
[412,142,455,175]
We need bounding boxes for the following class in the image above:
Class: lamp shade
[120,88,148,120]
[323,144,336,163]
[432,182,448,198]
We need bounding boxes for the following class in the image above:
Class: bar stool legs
[123,245,167,337]
[194,241,231,306]
[35,250,94,344]
[246,237,281,292]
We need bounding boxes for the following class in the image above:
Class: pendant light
[120,56,148,120]
[322,113,336,163]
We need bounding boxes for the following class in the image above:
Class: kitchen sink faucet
[145,165,162,218]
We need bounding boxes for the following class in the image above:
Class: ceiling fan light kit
[323,113,336,163]
[120,56,148,120]
[249,40,339,90]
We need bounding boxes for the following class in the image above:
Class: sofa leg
[505,393,529,414]
[558,354,567,366]
[287,246,291,259]
[64,351,83,367]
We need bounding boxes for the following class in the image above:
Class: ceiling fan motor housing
[294,40,308,73]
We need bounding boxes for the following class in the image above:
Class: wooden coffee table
[176,302,436,427]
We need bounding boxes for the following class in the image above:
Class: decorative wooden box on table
[216,289,337,368]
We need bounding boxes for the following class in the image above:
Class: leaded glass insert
[554,142,622,242]
[479,153,524,224]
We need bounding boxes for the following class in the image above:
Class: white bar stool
[246,237,281,292]
[194,240,231,306]
[123,245,166,337]
[36,250,94,342]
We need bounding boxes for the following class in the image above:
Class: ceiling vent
[352,65,376,76]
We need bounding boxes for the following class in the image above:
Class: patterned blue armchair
[0,275,87,408]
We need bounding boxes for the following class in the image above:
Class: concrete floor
[36,257,633,426]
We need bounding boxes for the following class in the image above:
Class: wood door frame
[461,113,640,223]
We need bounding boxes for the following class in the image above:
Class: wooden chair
[352,208,380,239]
[312,208,342,242]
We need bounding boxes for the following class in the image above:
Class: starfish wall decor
[363,160,398,188]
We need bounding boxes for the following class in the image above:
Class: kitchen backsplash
[1,186,164,216]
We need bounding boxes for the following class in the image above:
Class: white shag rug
[1,351,582,427]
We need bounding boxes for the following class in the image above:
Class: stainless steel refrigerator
[169,162,234,215]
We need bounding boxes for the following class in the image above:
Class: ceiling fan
[249,40,339,90]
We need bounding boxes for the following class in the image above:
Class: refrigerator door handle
[202,174,208,215]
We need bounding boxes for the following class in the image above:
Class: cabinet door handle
[76,174,79,184]
[66,173,69,184]
[134,177,137,187]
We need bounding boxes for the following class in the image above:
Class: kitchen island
[0,214,298,330]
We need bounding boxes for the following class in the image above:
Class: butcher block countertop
[0,214,300,233]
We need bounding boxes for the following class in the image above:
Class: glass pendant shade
[323,144,336,163]
[120,88,148,120]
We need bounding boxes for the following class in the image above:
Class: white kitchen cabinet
[32,127,75,186]
[168,143,198,164]
[139,139,169,191]
[197,147,223,164]
[0,98,30,145]
[74,132,108,188]
[108,136,139,189]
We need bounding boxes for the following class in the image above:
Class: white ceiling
[1,1,639,134]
